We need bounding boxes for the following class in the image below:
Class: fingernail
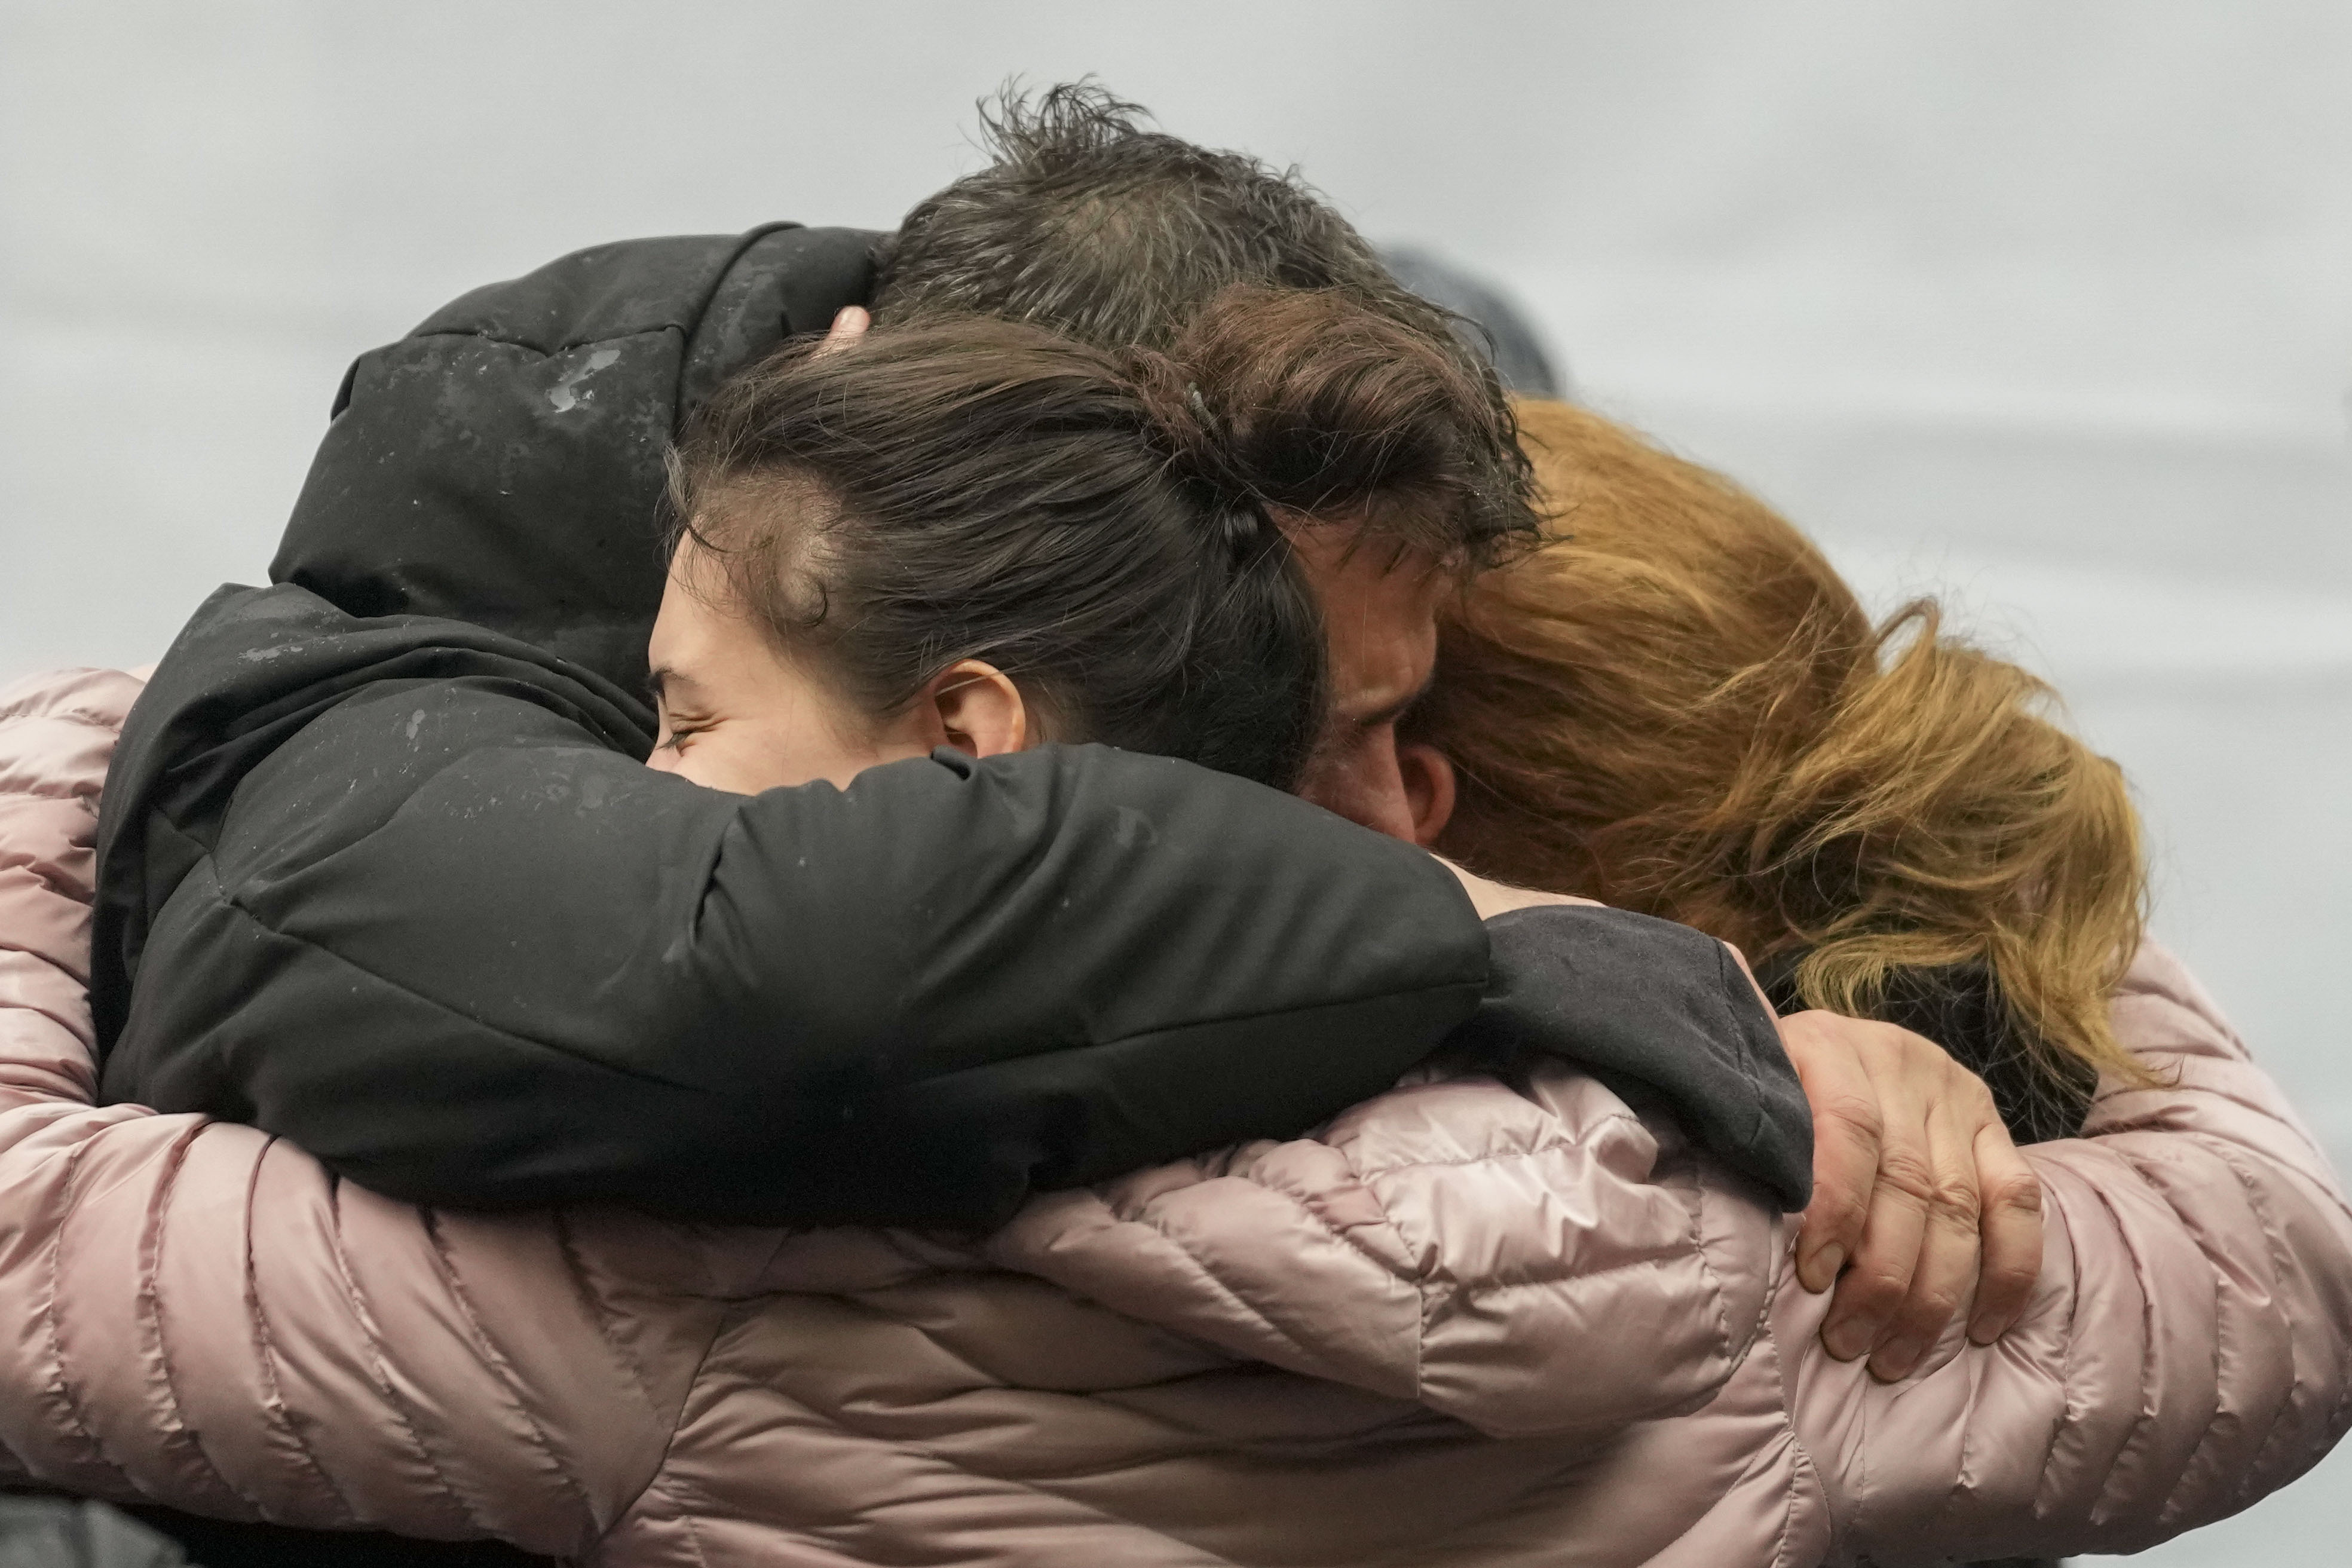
[1823,1315,1878,1361]
[1803,1244,1845,1292]
[1967,1310,2007,1346]
[1871,1336,1924,1381]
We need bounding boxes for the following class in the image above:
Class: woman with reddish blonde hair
[1401,398,2352,1560]
[1420,399,2146,1144]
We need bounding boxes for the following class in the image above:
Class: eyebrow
[645,665,705,705]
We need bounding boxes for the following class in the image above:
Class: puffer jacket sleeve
[987,1059,1780,1439]
[0,669,697,1557]
[1789,942,2352,1564]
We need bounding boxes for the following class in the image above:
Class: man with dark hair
[877,87,1489,373]
[855,85,1540,840]
[876,86,1566,400]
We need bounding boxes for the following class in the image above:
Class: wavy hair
[1418,401,2149,1100]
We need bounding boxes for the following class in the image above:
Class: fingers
[1819,1049,1933,1362]
[1864,1089,1984,1380]
[1782,1014,1878,1294]
[816,305,871,356]
[1967,1123,2044,1345]
[1778,1009,2043,1376]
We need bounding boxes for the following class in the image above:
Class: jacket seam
[141,1121,296,1519]
[1677,1158,1744,1378]
[1342,1108,1644,1181]
[550,1208,738,1542]
[38,1135,139,1494]
[0,783,104,822]
[0,705,128,737]
[417,1208,604,1535]
[2198,1138,2313,1516]
[1448,1248,1699,1300]
[601,1290,742,1561]
[1104,1208,1421,1386]
[203,886,703,1092]
[235,1137,363,1525]
[673,1337,1254,1564]
[1779,1405,1824,1568]
[650,1456,1243,1564]
[2075,1155,2180,1532]
[319,1174,495,1536]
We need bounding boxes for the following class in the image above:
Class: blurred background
[3,2,2347,1559]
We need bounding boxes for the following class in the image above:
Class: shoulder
[2108,939,2255,1067]
[0,666,143,761]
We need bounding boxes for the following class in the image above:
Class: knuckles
[1926,1173,1985,1230]
[1985,1171,2045,1216]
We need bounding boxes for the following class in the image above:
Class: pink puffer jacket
[1,667,2347,1566]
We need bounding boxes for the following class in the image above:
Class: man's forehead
[1290,529,1447,721]
[1291,529,1447,611]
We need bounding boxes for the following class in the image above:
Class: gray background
[2,4,2346,1560]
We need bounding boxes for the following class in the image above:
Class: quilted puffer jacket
[4,666,2350,1566]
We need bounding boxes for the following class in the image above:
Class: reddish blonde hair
[1420,401,2148,1092]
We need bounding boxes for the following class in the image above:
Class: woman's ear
[1396,740,1457,848]
[922,660,1030,759]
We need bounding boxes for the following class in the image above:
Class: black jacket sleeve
[1461,907,1812,1209]
[93,223,1812,1226]
[95,588,1490,1228]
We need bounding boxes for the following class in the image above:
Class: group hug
[1,84,2347,1568]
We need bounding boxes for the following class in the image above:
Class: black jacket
[93,223,1812,1235]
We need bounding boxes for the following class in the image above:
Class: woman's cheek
[679,743,758,795]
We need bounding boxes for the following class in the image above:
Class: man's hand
[1780,1011,2044,1380]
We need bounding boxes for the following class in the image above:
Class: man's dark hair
[872,82,1538,568]
[669,287,1517,791]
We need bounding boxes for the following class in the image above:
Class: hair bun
[1128,351,1226,474]
[1126,350,1280,561]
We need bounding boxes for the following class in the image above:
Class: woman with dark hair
[0,294,1777,1566]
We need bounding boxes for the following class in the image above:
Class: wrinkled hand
[1779,1011,2044,1380]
